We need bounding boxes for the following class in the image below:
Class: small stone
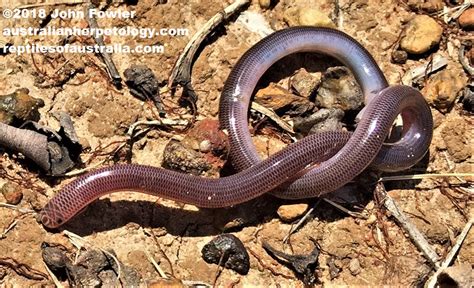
[348,258,361,275]
[298,8,335,28]
[422,67,467,112]
[407,0,444,13]
[391,50,408,64]
[291,69,321,98]
[462,85,474,112]
[277,203,309,222]
[293,108,344,135]
[258,0,272,9]
[316,67,364,111]
[255,83,314,115]
[199,140,211,153]
[400,15,443,54]
[459,8,474,30]
[181,119,228,155]
[0,88,45,125]
[1,182,23,205]
[201,234,250,275]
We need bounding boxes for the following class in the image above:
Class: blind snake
[40,27,433,228]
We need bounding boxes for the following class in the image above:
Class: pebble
[0,88,45,125]
[407,0,443,12]
[298,8,335,28]
[277,203,309,222]
[348,258,361,275]
[459,8,474,30]
[201,234,250,275]
[316,67,364,111]
[258,0,272,9]
[462,85,474,112]
[181,119,228,155]
[255,83,314,115]
[293,108,344,135]
[291,69,321,98]
[400,15,443,54]
[284,7,335,28]
[391,50,408,64]
[0,182,23,205]
[422,67,467,112]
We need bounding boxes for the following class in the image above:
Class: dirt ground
[0,0,473,287]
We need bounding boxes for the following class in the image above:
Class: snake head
[39,202,66,229]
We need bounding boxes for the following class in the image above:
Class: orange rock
[459,8,474,30]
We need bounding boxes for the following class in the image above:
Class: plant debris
[42,242,141,287]
[262,240,320,285]
[124,64,165,116]
[0,112,82,175]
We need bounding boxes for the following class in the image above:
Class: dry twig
[168,0,250,105]
[375,183,441,268]
[251,102,294,134]
[85,4,122,87]
[425,219,473,288]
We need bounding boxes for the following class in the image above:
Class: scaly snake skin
[40,27,433,228]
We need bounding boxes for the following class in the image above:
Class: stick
[62,230,122,284]
[15,0,86,9]
[376,183,441,267]
[85,3,122,87]
[283,200,321,243]
[425,219,473,288]
[323,198,368,219]
[168,0,250,99]
[379,173,474,182]
[145,250,168,278]
[43,262,64,288]
[251,102,294,133]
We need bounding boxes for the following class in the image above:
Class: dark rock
[316,67,364,111]
[462,84,474,112]
[293,108,344,135]
[391,50,408,64]
[201,234,250,275]
[1,182,23,205]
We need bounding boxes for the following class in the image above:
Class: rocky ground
[0,0,473,287]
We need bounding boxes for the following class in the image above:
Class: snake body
[40,27,433,228]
